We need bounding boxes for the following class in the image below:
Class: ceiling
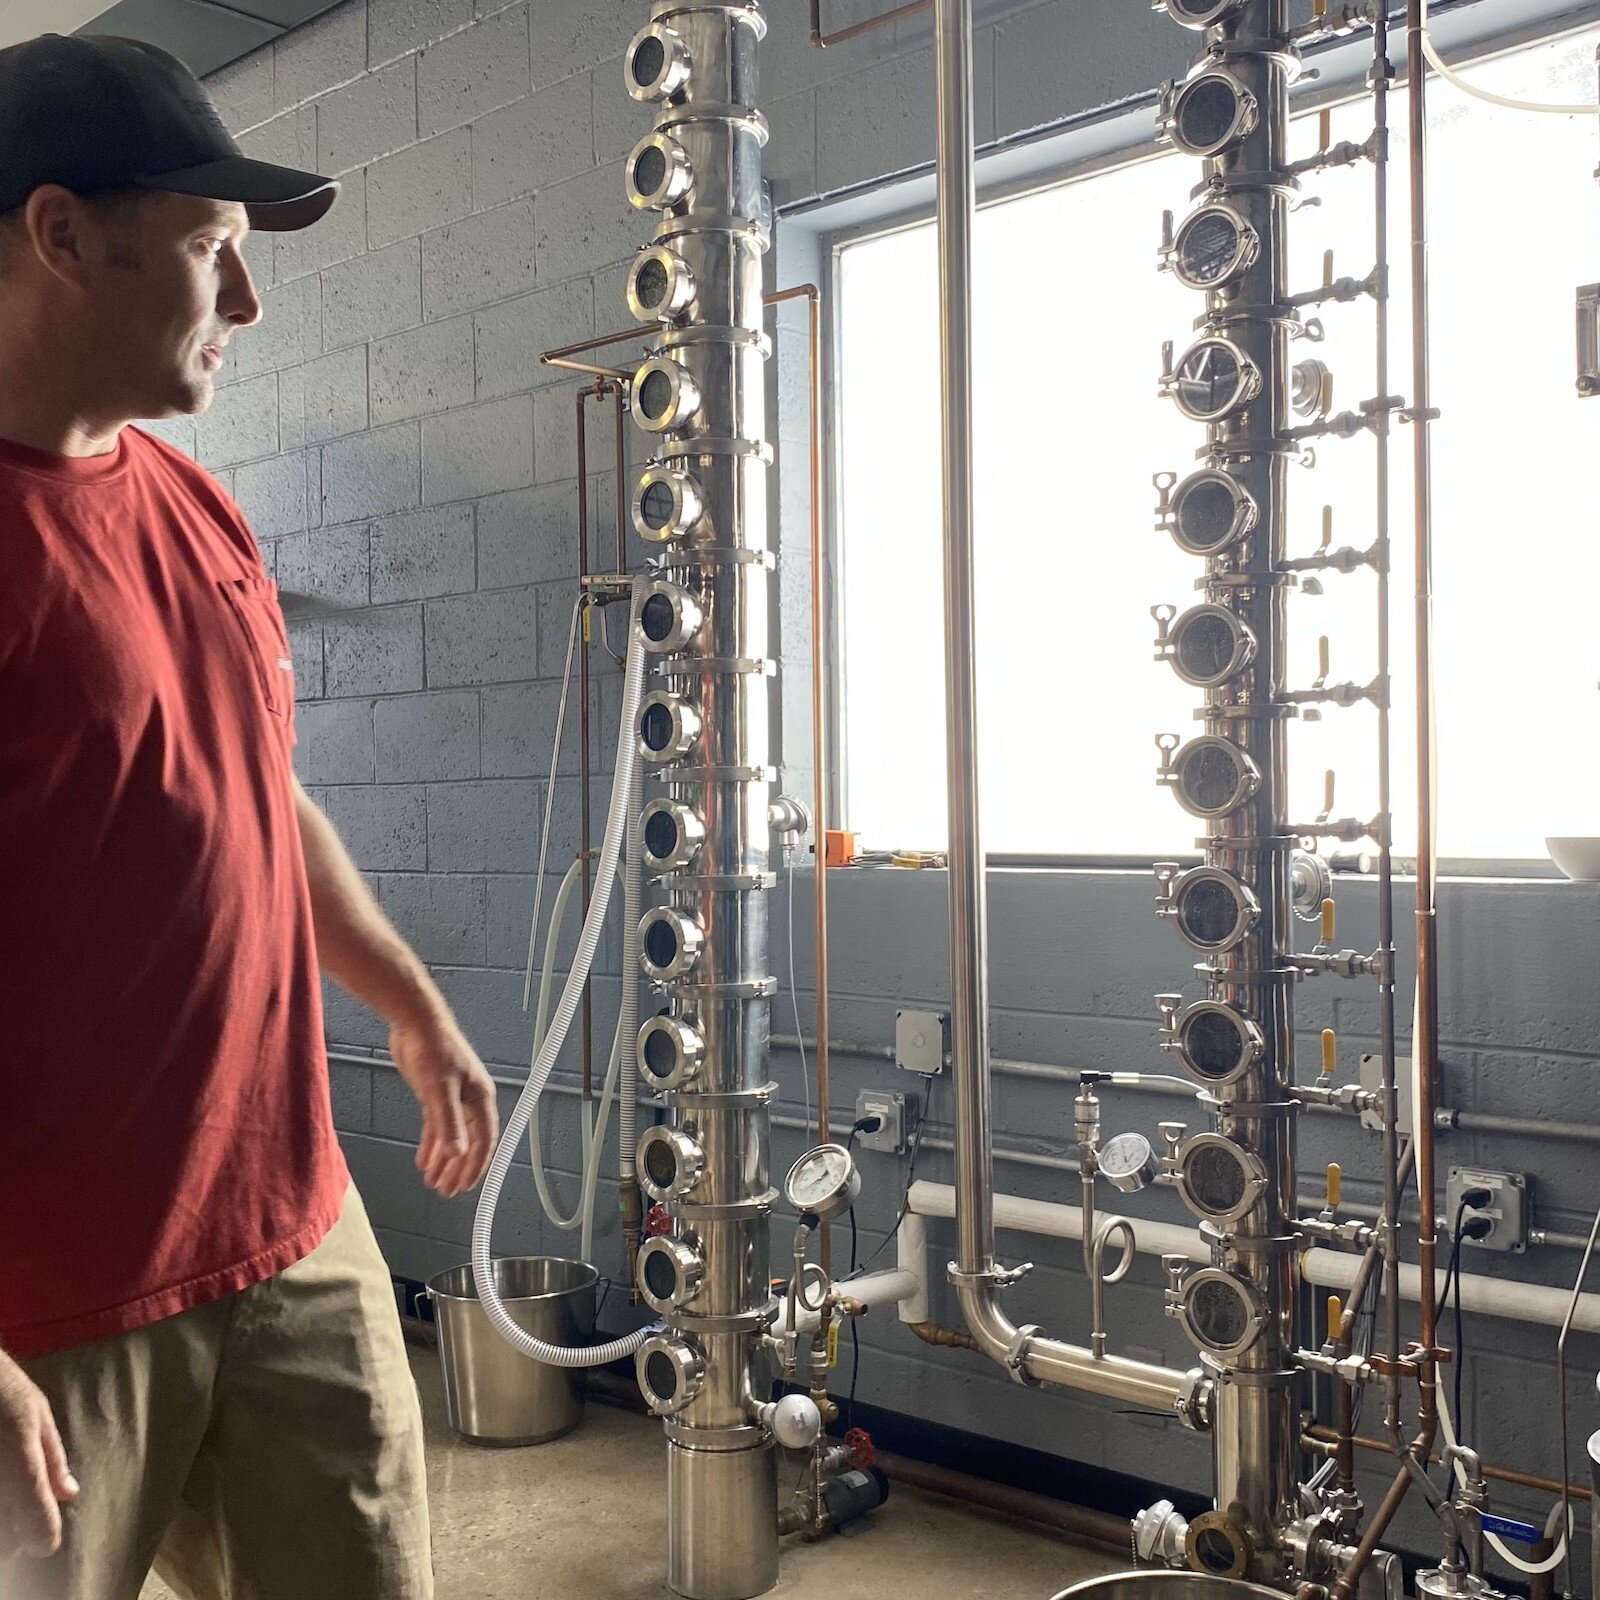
[0,0,344,77]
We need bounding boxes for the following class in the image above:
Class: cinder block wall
[178,0,1600,1575]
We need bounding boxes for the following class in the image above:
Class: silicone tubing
[472,585,653,1368]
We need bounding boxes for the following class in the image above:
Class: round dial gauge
[1171,338,1260,423]
[1099,1131,1160,1193]
[1173,205,1258,291]
[784,1143,861,1219]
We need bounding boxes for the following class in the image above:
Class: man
[0,32,499,1599]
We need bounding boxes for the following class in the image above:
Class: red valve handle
[645,1204,673,1238]
[844,1427,875,1470]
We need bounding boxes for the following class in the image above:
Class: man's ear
[22,186,94,291]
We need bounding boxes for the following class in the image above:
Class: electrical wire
[847,1204,860,1432]
[844,1080,931,1283]
[1418,0,1599,115]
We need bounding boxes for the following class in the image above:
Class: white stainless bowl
[1546,837,1600,881]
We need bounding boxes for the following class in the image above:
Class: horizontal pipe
[787,1269,921,1335]
[774,1035,1600,1143]
[1304,1424,1594,1502]
[873,1449,1131,1550]
[334,1052,1600,1255]
[1441,1108,1600,1147]
[909,1181,1600,1334]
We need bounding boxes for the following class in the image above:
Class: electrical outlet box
[896,1008,948,1075]
[856,1089,908,1154]
[1446,1167,1527,1253]
[1358,1053,1413,1136]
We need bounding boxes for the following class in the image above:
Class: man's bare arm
[293,778,498,1198]
[0,1349,76,1559]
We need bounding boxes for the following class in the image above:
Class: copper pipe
[613,384,628,572]
[1407,0,1441,1413]
[874,1450,1131,1550]
[1335,17,1443,1584]
[1333,1144,1416,1497]
[541,292,815,379]
[810,0,930,48]
[910,1319,983,1354]
[1305,1426,1593,1503]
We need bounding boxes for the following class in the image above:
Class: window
[834,23,1600,861]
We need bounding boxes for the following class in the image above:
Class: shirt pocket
[217,576,295,722]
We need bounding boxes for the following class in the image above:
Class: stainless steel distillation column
[1151,1,1302,1582]
[620,6,781,1598]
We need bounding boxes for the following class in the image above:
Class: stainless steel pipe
[621,4,780,1596]
[934,0,1193,1419]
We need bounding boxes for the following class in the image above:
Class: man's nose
[220,249,262,328]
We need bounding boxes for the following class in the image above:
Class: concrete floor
[143,1346,1116,1599]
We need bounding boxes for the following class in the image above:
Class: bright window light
[834,23,1600,862]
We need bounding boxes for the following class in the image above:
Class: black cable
[845,1081,930,1282]
[1453,1213,1467,1447]
[847,1204,860,1432]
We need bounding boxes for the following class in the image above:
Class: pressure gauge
[1169,336,1261,423]
[784,1143,860,1220]
[1168,468,1257,556]
[1168,735,1260,819]
[1099,1132,1160,1194]
[1171,204,1259,292]
[1168,70,1258,159]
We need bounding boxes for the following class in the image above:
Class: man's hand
[0,1351,76,1560]
[389,1012,499,1198]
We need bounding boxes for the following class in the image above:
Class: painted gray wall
[179,0,1600,1581]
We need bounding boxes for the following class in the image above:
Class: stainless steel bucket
[427,1257,598,1446]
[1052,1574,1287,1600]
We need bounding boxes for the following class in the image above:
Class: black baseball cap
[0,33,338,232]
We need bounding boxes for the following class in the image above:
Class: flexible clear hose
[1419,0,1599,114]
[1436,1378,1571,1573]
[472,586,652,1367]
[527,855,625,1246]
[618,754,642,1188]
[529,858,589,1232]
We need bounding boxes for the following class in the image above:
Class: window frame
[794,0,1600,881]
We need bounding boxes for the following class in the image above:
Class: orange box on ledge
[823,829,857,868]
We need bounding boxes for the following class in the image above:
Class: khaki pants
[1,1186,432,1600]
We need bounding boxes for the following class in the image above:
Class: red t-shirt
[0,425,348,1358]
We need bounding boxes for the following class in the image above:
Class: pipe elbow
[955,1277,1031,1378]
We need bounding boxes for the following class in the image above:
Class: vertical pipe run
[935,0,996,1300]
[1369,0,1406,1449]
[1407,0,1441,1394]
[937,0,1192,1418]
[622,5,780,1596]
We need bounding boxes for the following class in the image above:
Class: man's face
[81,192,261,420]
